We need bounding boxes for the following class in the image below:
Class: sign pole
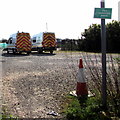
[101,0,107,110]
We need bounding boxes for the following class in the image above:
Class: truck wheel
[50,50,53,54]
[27,52,31,55]
[38,49,43,54]
[13,49,16,54]
[19,52,22,54]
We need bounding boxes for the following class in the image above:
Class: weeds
[1,105,17,120]
[64,52,120,119]
[81,53,120,117]
[64,95,104,120]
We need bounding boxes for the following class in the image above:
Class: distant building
[118,1,120,21]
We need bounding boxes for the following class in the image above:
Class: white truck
[31,32,56,54]
[3,32,31,54]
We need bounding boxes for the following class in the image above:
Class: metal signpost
[94,0,112,110]
[101,0,107,110]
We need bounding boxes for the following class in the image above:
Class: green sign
[94,8,112,19]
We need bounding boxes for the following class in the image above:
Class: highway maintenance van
[4,32,31,54]
[31,32,56,54]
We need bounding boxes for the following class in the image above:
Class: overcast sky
[0,0,119,39]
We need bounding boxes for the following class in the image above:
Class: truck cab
[5,33,17,53]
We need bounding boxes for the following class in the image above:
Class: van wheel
[27,52,31,55]
[38,49,43,54]
[19,52,22,54]
[13,49,16,54]
[50,50,53,54]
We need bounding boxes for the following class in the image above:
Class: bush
[64,95,111,120]
[82,53,120,118]
[64,52,120,119]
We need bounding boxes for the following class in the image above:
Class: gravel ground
[2,51,81,119]
[2,50,119,119]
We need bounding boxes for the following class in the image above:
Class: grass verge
[63,95,120,120]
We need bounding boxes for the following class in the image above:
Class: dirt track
[2,51,80,118]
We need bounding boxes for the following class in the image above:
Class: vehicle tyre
[19,51,22,54]
[27,52,31,55]
[13,49,16,54]
[50,50,53,54]
[38,49,43,54]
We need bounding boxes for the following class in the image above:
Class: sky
[0,0,119,39]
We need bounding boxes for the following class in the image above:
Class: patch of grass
[1,114,17,120]
[1,105,18,120]
[63,95,113,120]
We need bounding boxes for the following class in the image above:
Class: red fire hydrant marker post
[76,59,88,97]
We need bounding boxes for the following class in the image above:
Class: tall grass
[64,52,120,119]
[81,53,120,117]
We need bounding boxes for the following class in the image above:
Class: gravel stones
[2,52,79,118]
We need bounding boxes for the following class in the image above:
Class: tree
[81,21,120,53]
[81,24,101,52]
[106,20,120,53]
